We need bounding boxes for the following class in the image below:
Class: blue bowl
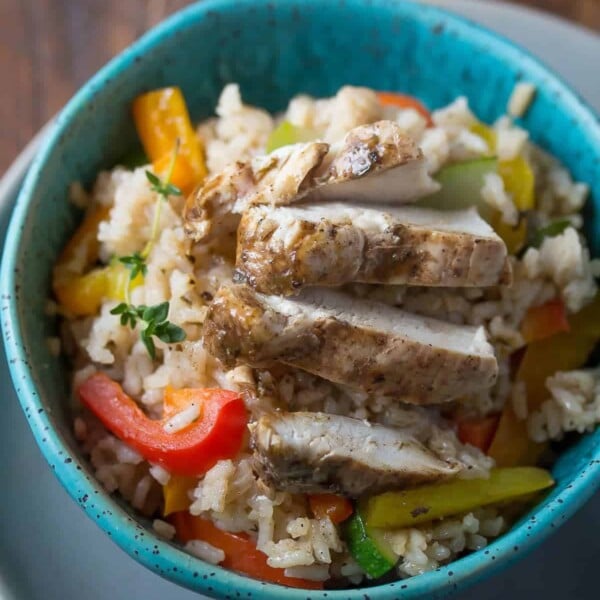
[2,0,600,598]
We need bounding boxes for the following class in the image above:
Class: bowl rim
[2,0,600,598]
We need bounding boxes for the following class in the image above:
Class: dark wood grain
[0,0,598,174]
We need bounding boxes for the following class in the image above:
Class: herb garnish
[111,141,186,358]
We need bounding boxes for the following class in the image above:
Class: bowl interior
[2,0,600,598]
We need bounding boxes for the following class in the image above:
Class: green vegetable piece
[530,219,571,248]
[364,467,554,529]
[345,510,397,578]
[419,157,498,218]
[265,120,316,153]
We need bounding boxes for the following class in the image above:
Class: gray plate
[0,1,598,599]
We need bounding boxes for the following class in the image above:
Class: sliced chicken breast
[236,204,511,294]
[250,412,462,496]
[202,285,498,404]
[305,120,439,204]
[183,142,329,243]
[184,121,438,243]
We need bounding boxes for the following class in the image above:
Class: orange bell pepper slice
[163,474,198,516]
[455,414,500,453]
[308,494,353,524]
[487,405,546,467]
[521,298,570,343]
[376,92,433,126]
[490,295,600,466]
[171,512,323,589]
[132,87,207,194]
[163,386,203,418]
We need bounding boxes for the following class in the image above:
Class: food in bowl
[50,82,600,589]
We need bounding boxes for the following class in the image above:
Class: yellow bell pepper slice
[54,268,109,316]
[53,206,111,316]
[470,122,496,156]
[364,467,554,529]
[470,121,536,212]
[499,156,535,211]
[487,405,546,467]
[104,261,144,301]
[163,475,198,516]
[132,87,206,194]
[492,213,528,255]
[53,262,143,317]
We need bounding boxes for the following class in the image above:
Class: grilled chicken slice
[250,412,462,496]
[184,121,438,243]
[183,142,329,243]
[203,285,498,404]
[236,204,511,295]
[305,120,439,204]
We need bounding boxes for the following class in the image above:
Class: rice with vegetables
[52,82,600,588]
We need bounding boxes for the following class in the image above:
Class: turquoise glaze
[2,1,600,598]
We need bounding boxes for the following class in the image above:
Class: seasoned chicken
[236,204,511,294]
[183,142,329,243]
[250,412,462,496]
[305,120,439,204]
[202,285,498,404]
[184,121,438,243]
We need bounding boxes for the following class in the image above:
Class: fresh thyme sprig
[111,141,186,358]
[118,251,147,281]
[111,301,185,359]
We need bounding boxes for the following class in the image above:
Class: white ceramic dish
[0,1,598,598]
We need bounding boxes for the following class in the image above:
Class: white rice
[481,172,519,225]
[62,82,600,585]
[152,518,176,540]
[163,402,201,433]
[185,540,226,565]
[496,127,529,161]
[508,82,536,118]
[149,464,171,486]
[529,370,600,442]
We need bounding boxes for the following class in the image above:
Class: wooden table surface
[0,0,598,174]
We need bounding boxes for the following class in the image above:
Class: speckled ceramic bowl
[2,0,600,598]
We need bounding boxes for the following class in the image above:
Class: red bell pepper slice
[171,512,324,589]
[78,373,247,477]
[376,92,433,126]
